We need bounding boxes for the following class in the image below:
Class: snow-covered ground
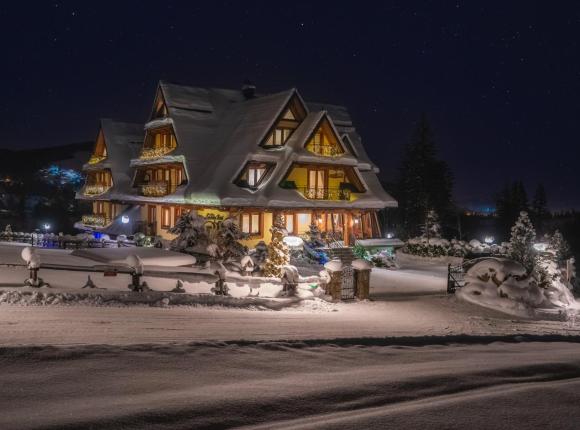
[2,244,580,428]
[2,339,580,429]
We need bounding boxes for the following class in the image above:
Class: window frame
[240,212,263,236]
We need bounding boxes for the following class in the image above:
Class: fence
[0,232,133,250]
[447,263,465,294]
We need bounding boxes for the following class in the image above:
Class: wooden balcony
[83,183,111,196]
[307,144,343,157]
[140,180,174,197]
[81,214,110,227]
[88,154,106,165]
[298,187,351,201]
[140,145,175,160]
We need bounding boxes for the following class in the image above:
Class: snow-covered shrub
[353,244,369,260]
[169,211,208,252]
[370,250,399,269]
[457,257,575,317]
[209,216,247,260]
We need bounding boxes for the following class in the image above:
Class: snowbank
[71,247,196,267]
[457,257,577,317]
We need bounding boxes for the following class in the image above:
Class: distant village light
[386,232,394,239]
[484,236,494,244]
[43,223,51,231]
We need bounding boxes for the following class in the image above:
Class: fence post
[447,263,453,294]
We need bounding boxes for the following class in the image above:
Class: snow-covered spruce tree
[212,216,247,261]
[550,230,571,263]
[168,211,208,252]
[307,221,325,248]
[420,209,442,244]
[263,214,290,278]
[508,211,537,273]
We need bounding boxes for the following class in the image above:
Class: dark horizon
[1,1,579,210]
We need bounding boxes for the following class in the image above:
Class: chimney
[242,79,256,99]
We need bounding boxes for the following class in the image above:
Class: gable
[261,92,308,148]
[150,87,169,120]
[304,115,348,157]
[89,129,107,164]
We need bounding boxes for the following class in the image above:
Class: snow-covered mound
[457,257,576,317]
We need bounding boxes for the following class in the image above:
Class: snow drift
[457,257,576,317]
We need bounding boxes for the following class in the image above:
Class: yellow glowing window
[240,213,261,235]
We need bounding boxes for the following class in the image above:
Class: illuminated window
[161,206,171,229]
[240,213,261,235]
[285,214,294,234]
[248,166,266,187]
[264,128,292,146]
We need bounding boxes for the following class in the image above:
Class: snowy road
[2,340,580,429]
[0,297,577,347]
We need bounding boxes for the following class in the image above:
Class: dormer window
[141,127,177,159]
[235,162,274,189]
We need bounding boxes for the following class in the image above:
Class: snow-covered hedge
[402,237,509,258]
[457,257,576,318]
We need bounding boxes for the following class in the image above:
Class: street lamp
[43,223,51,232]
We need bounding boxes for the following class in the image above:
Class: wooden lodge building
[76,81,397,247]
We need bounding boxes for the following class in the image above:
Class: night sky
[1,1,579,209]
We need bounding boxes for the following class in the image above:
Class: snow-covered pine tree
[420,209,442,244]
[263,213,290,278]
[307,221,325,248]
[213,216,247,260]
[168,211,208,252]
[508,211,537,272]
[550,230,571,263]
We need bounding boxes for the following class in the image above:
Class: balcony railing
[307,144,343,157]
[140,145,175,159]
[81,214,110,227]
[140,181,171,197]
[83,183,110,196]
[298,187,351,201]
[88,154,106,164]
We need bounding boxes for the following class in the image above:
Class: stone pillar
[323,260,343,300]
[352,259,372,300]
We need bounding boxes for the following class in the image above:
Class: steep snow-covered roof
[86,82,397,209]
[78,119,143,201]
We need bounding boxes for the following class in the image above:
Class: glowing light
[533,242,548,252]
[121,216,130,224]
[354,218,359,224]
[484,236,494,244]
[43,223,51,231]
[386,232,394,239]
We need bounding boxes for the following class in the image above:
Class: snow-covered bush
[457,257,575,317]
[168,211,208,252]
[403,236,509,259]
[369,250,399,269]
[209,216,247,260]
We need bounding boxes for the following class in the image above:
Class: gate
[341,265,355,300]
[447,263,465,294]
